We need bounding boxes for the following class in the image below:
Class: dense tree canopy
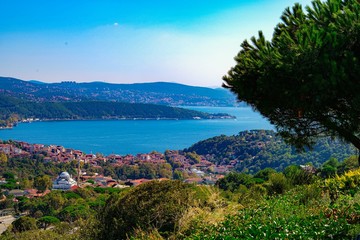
[223,0,360,161]
[34,175,52,193]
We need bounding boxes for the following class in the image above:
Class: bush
[267,173,289,195]
[325,168,360,202]
[284,165,315,186]
[216,172,255,192]
[254,168,277,181]
[12,216,38,233]
[95,180,198,239]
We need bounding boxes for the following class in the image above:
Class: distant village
[0,140,234,196]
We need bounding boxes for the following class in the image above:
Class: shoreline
[0,106,273,156]
[0,114,236,130]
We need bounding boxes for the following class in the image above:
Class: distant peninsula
[0,94,235,128]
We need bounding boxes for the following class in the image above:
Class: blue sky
[0,0,312,87]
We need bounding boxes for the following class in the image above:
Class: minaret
[77,157,81,187]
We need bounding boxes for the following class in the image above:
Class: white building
[52,172,77,190]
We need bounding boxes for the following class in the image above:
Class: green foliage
[93,187,122,194]
[185,130,356,173]
[58,204,93,222]
[64,192,81,200]
[1,181,18,190]
[4,168,360,239]
[37,216,60,229]
[341,156,360,172]
[1,228,77,240]
[73,187,96,199]
[185,152,201,164]
[325,168,360,198]
[3,172,15,180]
[0,94,230,123]
[114,162,173,180]
[254,167,277,181]
[189,206,351,239]
[223,0,360,156]
[188,183,360,239]
[284,165,315,186]
[216,172,256,192]
[267,173,289,195]
[0,156,84,186]
[96,180,198,239]
[33,175,52,192]
[295,184,323,206]
[173,170,184,180]
[320,157,340,178]
[12,216,38,233]
[86,179,95,184]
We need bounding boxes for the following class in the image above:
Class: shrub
[254,168,277,181]
[216,172,255,192]
[95,180,198,239]
[267,173,289,195]
[284,165,315,186]
[295,184,323,205]
[12,216,38,233]
[325,169,360,202]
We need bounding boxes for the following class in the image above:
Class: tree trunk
[331,126,360,166]
[346,137,360,166]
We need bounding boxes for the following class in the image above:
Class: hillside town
[0,140,229,192]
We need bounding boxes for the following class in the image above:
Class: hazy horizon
[1,75,228,89]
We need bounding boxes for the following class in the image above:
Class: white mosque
[52,172,77,190]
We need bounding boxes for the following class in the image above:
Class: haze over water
[0,107,272,155]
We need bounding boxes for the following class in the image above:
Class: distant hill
[184,130,356,173]
[0,77,237,106]
[0,94,233,126]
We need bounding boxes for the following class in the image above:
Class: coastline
[0,106,271,155]
[0,126,13,130]
[0,114,236,130]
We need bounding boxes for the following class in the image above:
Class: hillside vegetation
[2,161,360,239]
[0,94,232,127]
[185,130,356,173]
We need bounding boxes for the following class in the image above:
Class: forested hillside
[185,130,356,173]
[0,94,232,125]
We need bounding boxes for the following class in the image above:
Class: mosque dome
[59,172,71,180]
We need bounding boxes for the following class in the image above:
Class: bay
[0,107,273,155]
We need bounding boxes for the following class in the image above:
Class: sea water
[0,107,273,155]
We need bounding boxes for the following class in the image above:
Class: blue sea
[0,107,273,155]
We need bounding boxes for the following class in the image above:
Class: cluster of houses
[0,141,232,191]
